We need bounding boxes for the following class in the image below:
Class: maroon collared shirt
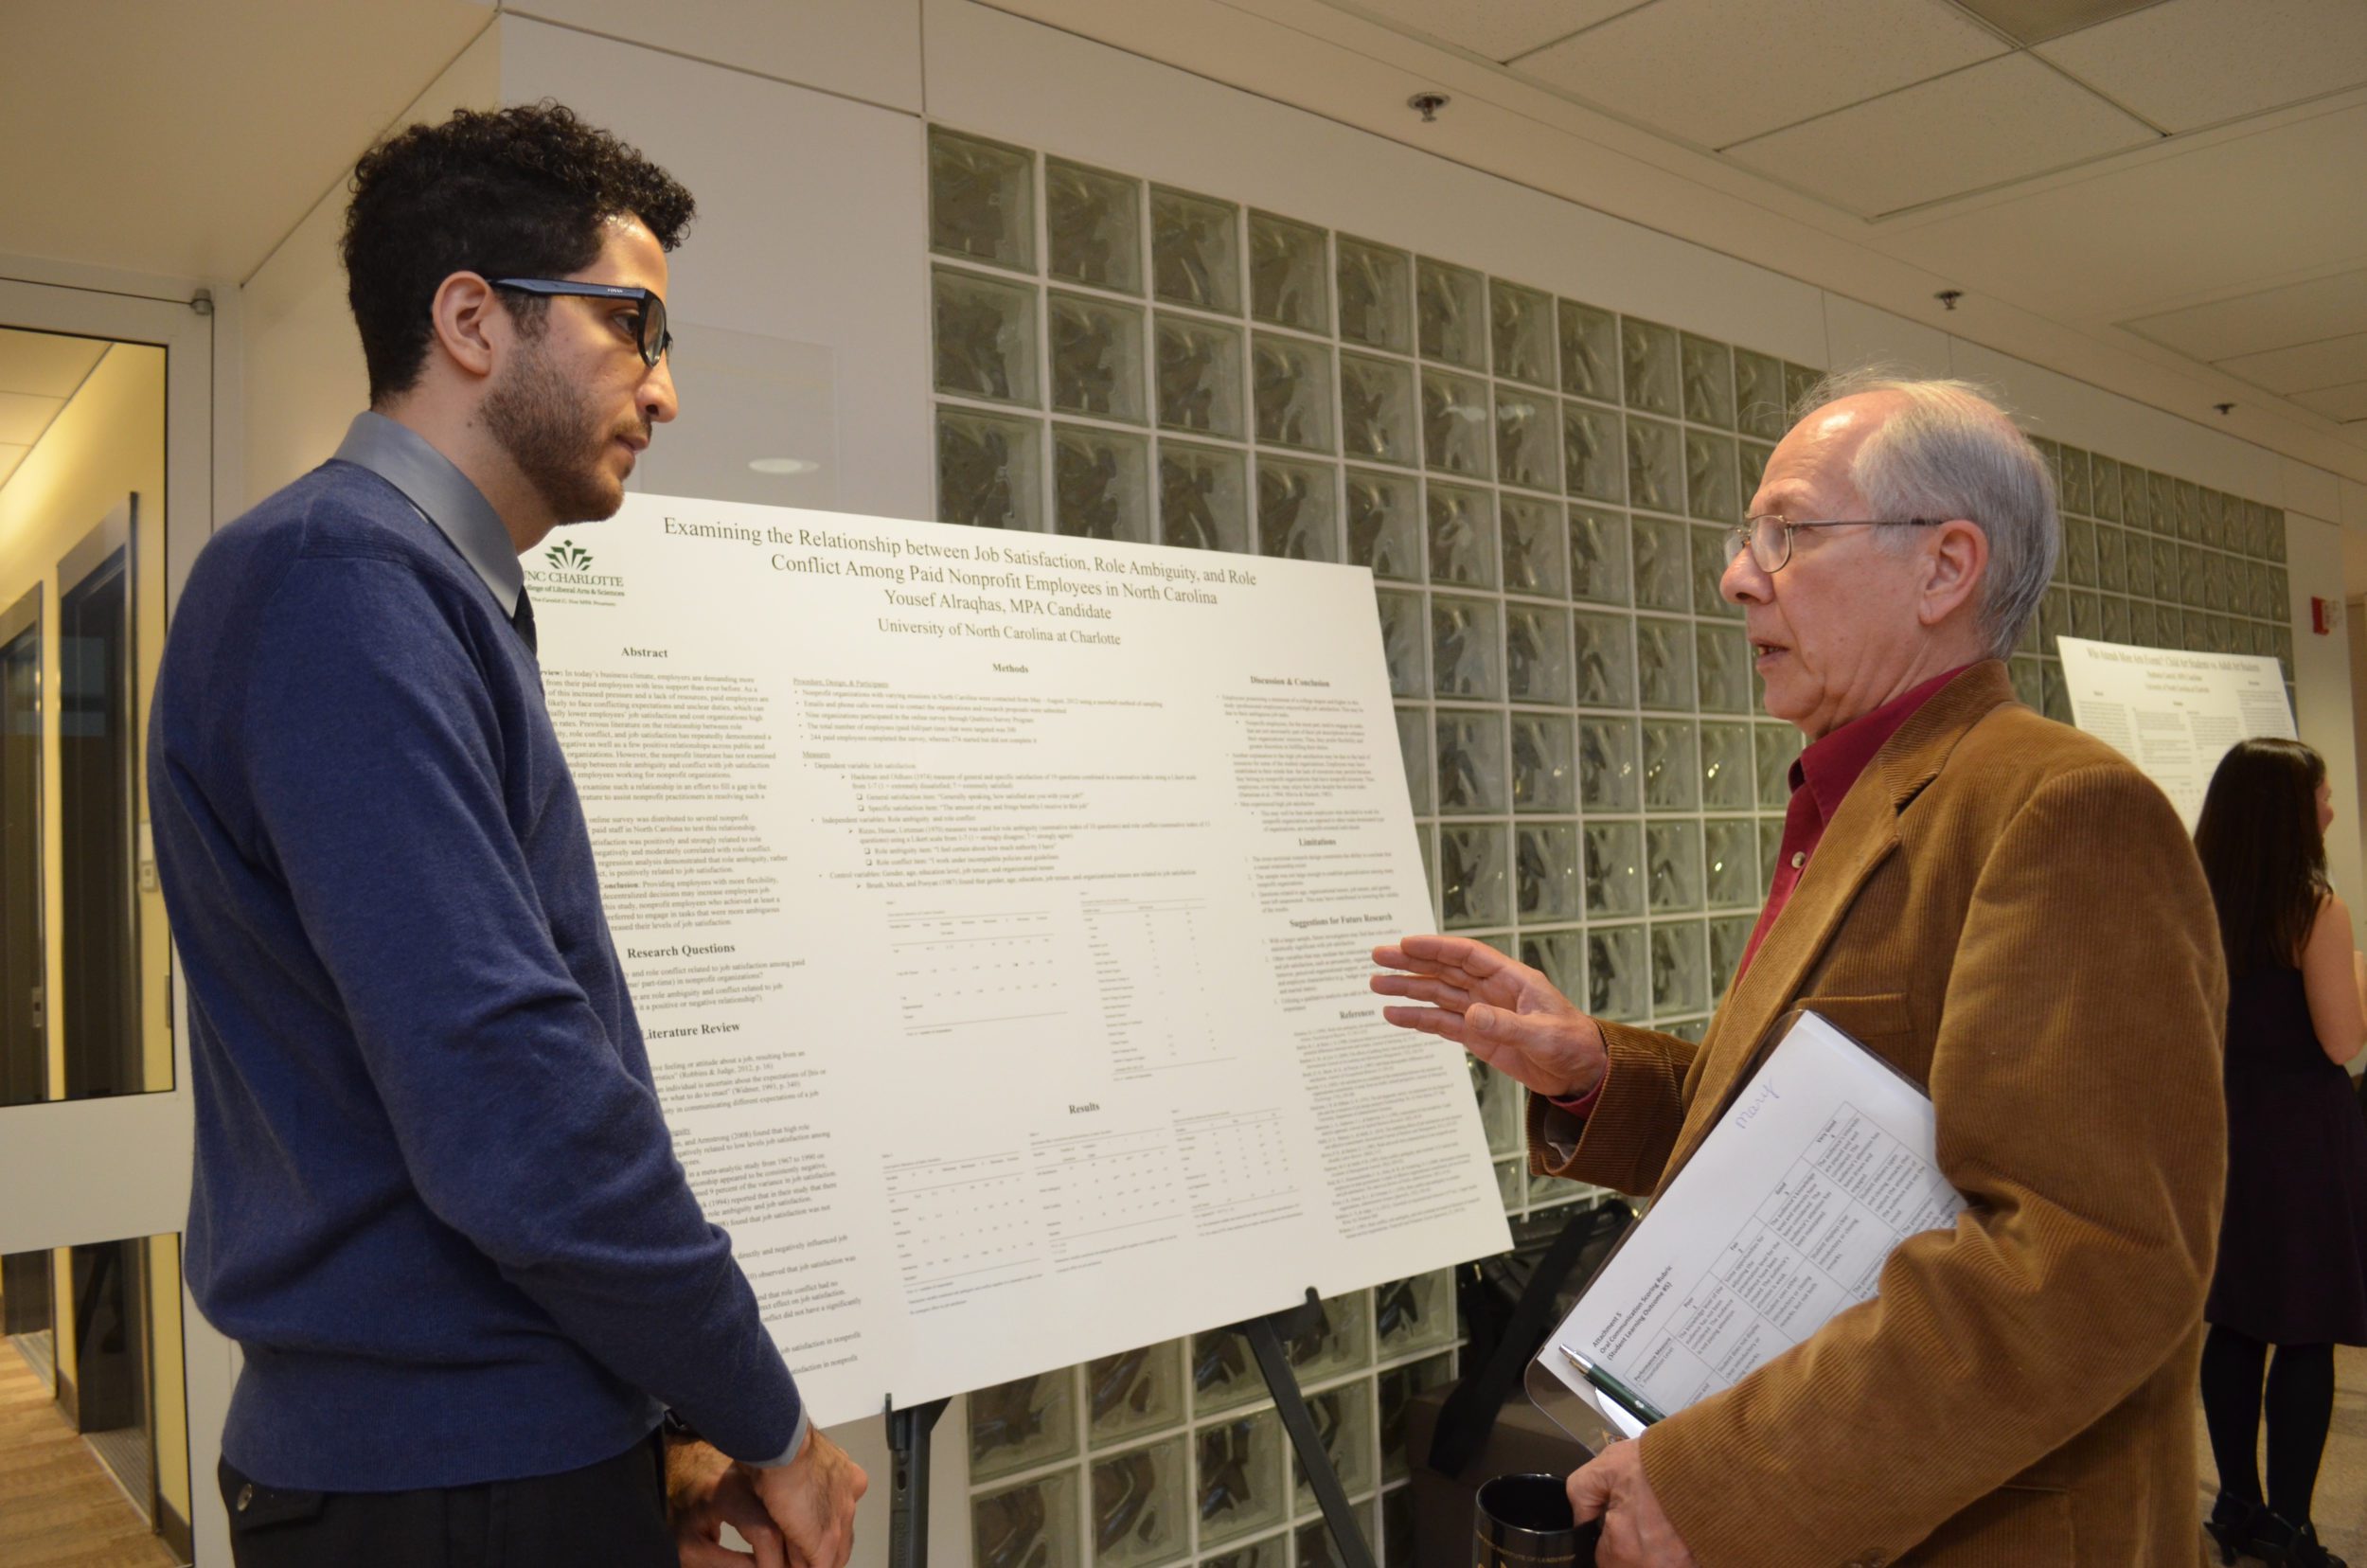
[1551,665,1973,1117]
[1735,664,1972,977]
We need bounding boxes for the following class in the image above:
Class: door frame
[1,581,47,1111]
[0,272,222,1563]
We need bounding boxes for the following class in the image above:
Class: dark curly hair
[342,102,695,402]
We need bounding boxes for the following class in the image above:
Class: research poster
[2057,637,2297,829]
[531,495,1512,1423]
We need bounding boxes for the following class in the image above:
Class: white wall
[501,18,932,524]
[2349,600,2367,879]
[2287,510,2363,937]
[506,0,923,114]
[238,27,501,505]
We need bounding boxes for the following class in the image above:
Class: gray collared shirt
[332,412,524,617]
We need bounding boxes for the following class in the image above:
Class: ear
[1915,518,1988,629]
[427,272,504,383]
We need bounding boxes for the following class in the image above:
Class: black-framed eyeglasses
[489,277,672,366]
[1722,515,1944,574]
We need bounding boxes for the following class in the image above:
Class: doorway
[0,291,206,1564]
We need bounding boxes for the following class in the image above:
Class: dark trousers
[220,1432,673,1567]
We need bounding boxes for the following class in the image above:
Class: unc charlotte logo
[545,541,594,572]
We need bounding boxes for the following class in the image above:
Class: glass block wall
[923,124,2293,1568]
[2020,443,2294,722]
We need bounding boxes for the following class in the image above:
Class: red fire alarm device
[2312,597,2337,635]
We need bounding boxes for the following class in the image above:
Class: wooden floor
[0,1344,177,1568]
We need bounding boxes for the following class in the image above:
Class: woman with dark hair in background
[2198,738,2367,1567]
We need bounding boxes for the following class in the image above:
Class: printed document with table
[1530,1013,1966,1443]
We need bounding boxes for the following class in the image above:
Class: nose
[640,353,679,425]
[1720,543,1770,607]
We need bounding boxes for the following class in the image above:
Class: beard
[480,340,643,524]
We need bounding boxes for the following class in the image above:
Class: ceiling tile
[0,0,489,281]
[2217,330,2367,396]
[0,393,65,448]
[2290,380,2367,422]
[1510,0,2008,149]
[0,446,24,490]
[1948,0,2157,45]
[1723,53,2156,217]
[0,329,107,401]
[2123,267,2367,362]
[1324,0,1649,62]
[2037,0,2367,133]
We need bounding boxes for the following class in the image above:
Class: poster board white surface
[2057,638,2297,829]
[530,494,1511,1424]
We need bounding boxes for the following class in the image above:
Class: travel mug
[1472,1472,1598,1568]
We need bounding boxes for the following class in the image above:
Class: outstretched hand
[1369,934,1607,1098]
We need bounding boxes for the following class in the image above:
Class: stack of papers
[1530,1013,1966,1442]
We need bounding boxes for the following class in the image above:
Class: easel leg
[1239,1297,1379,1568]
[886,1396,951,1568]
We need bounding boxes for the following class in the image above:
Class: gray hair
[1791,369,2058,660]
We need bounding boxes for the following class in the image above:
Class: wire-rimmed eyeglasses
[1721,515,1945,574]
[489,277,672,366]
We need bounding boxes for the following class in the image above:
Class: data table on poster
[533,494,1511,1421]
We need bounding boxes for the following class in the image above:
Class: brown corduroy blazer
[1532,661,2227,1567]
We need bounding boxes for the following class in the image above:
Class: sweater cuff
[748,1406,811,1470]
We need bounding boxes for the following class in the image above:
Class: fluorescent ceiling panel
[0,392,65,448]
[2037,0,2367,133]
[0,330,107,401]
[2123,267,2367,362]
[1947,0,2158,45]
[2217,330,2367,396]
[2289,380,2367,422]
[1511,0,2007,149]
[0,0,489,279]
[1724,52,2155,217]
[1325,0,1648,62]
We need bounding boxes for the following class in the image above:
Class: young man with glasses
[1373,376,2227,1567]
[150,104,863,1566]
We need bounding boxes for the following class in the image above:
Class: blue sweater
[149,460,802,1489]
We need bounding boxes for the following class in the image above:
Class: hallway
[0,1341,177,1568]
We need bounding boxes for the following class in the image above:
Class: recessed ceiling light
[748,457,819,474]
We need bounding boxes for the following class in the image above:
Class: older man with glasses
[1373,374,2226,1568]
